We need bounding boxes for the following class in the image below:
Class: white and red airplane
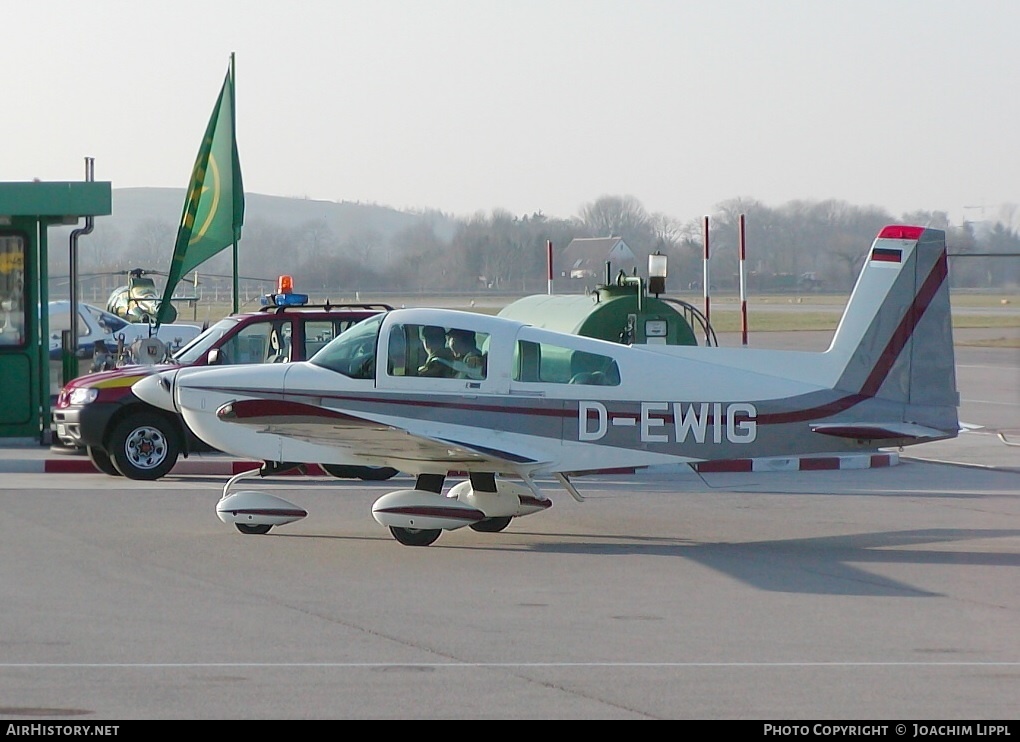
[134,225,959,546]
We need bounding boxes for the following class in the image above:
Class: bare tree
[578,195,655,249]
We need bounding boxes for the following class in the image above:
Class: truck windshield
[309,314,383,379]
[172,318,240,364]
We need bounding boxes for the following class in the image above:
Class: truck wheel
[108,411,180,480]
[87,446,122,477]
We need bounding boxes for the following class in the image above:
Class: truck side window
[219,321,291,365]
[304,321,336,358]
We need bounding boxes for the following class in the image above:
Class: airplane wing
[218,398,551,470]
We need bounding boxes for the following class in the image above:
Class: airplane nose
[133,370,178,412]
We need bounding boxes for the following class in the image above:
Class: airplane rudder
[833,225,950,400]
[905,227,957,410]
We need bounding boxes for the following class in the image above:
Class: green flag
[156,55,244,327]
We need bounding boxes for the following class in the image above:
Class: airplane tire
[469,516,512,533]
[236,523,273,535]
[87,446,122,477]
[355,466,399,481]
[389,526,442,547]
[321,464,399,481]
[107,411,180,481]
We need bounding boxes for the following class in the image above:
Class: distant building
[560,237,636,279]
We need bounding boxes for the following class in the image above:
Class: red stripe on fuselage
[222,390,868,432]
[375,505,485,522]
[218,507,308,518]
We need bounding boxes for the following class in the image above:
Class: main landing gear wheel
[321,464,399,481]
[469,516,512,533]
[355,466,400,481]
[236,523,273,535]
[87,446,122,477]
[389,526,442,547]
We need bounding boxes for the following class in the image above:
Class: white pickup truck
[48,301,203,365]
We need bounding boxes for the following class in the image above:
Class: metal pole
[702,216,710,325]
[739,213,748,346]
[37,208,49,441]
[546,240,553,295]
[68,157,96,382]
[230,52,240,315]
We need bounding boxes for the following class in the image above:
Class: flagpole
[231,52,240,314]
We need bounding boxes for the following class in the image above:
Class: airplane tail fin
[827,225,959,435]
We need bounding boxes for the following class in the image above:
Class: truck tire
[107,411,181,480]
[87,446,122,477]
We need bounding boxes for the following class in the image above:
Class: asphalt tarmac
[0,331,1016,720]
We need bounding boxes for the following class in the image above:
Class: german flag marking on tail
[870,247,902,263]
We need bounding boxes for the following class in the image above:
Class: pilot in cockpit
[417,325,457,377]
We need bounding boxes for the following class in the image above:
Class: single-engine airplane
[134,225,960,546]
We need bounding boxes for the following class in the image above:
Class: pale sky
[5,0,1018,225]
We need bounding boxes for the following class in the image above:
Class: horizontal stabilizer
[811,422,954,443]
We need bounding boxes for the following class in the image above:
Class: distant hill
[47,187,457,274]
[109,187,453,240]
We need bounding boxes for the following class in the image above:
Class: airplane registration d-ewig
[134,225,960,546]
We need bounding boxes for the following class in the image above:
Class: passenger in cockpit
[448,328,485,379]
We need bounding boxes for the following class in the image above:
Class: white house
[560,237,636,279]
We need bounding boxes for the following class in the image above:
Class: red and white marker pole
[547,240,554,295]
[702,216,710,324]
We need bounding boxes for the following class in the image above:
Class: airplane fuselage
[145,347,950,478]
